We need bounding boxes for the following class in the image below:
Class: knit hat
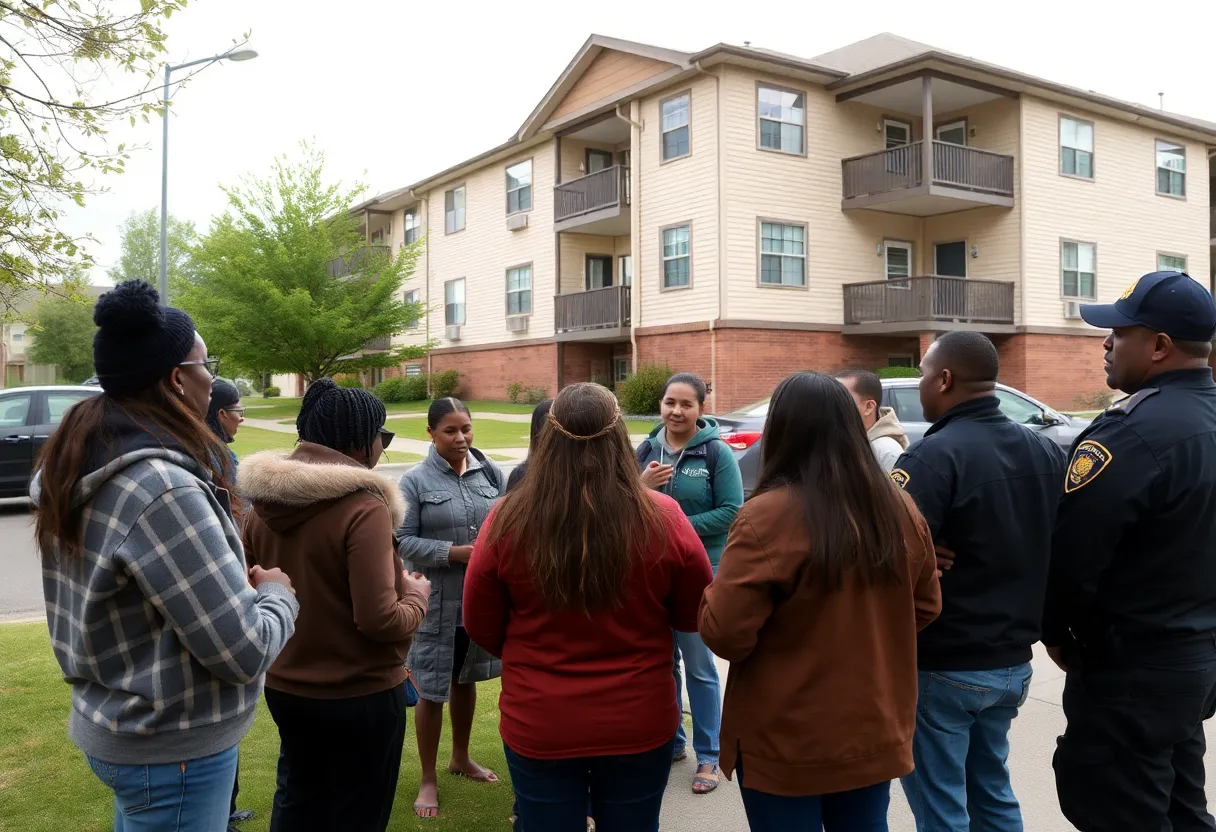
[93,281,197,396]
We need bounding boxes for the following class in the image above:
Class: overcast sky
[66,0,1216,284]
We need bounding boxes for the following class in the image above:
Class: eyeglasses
[180,357,221,379]
[380,429,396,446]
[223,406,246,416]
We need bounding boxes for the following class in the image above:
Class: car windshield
[729,398,771,418]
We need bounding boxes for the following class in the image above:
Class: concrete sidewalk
[657,645,1216,831]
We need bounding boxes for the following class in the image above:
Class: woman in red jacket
[465,382,713,832]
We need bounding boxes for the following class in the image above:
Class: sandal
[692,764,720,794]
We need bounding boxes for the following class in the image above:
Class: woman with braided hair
[464,383,713,832]
[239,378,431,832]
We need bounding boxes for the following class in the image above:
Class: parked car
[717,379,1092,496]
[0,385,101,499]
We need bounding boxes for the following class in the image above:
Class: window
[1060,117,1094,179]
[758,85,805,155]
[405,365,423,377]
[506,160,532,214]
[1158,253,1187,273]
[759,222,806,287]
[885,241,912,283]
[585,149,614,174]
[614,358,630,384]
[585,255,612,290]
[404,289,420,329]
[506,265,532,315]
[45,392,93,425]
[373,368,385,386]
[888,355,915,368]
[884,119,911,149]
[936,119,966,146]
[0,393,31,428]
[995,390,1047,425]
[444,186,466,234]
[370,229,385,245]
[11,332,22,342]
[444,279,466,325]
[404,210,421,244]
[1061,241,1096,299]
[1156,140,1186,197]
[660,93,690,161]
[618,254,632,287]
[661,225,691,289]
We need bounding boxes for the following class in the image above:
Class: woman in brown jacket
[700,371,941,831]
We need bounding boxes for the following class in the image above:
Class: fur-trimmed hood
[239,442,406,532]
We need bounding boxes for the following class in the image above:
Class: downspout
[409,189,432,386]
[694,61,726,413]
[1016,98,1028,343]
[617,102,643,372]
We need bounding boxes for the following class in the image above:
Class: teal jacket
[638,417,743,568]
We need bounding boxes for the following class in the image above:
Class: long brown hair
[35,378,234,559]
[484,383,665,612]
[753,371,908,589]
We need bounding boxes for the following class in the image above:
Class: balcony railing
[842,141,1014,200]
[555,285,631,333]
[363,335,391,351]
[554,166,630,224]
[843,276,1015,326]
[327,245,391,278]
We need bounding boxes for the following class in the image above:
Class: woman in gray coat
[397,397,504,820]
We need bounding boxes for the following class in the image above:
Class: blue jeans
[901,663,1032,832]
[86,745,238,832]
[738,757,890,831]
[673,629,721,766]
[505,739,672,832]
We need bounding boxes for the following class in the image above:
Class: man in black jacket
[893,331,1066,832]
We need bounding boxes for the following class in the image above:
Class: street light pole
[158,48,258,305]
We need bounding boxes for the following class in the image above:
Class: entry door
[586,149,613,174]
[586,255,613,290]
[934,241,968,319]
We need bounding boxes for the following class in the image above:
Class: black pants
[265,684,408,832]
[1055,633,1216,832]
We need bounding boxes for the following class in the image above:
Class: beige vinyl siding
[560,139,628,183]
[551,50,673,121]
[637,75,718,326]
[424,143,557,347]
[559,233,617,294]
[1021,95,1210,327]
[391,204,431,349]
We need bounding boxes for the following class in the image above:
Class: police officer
[1045,270,1216,831]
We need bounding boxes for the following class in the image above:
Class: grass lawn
[0,622,515,832]
[230,427,422,464]
[245,398,538,423]
[382,417,657,450]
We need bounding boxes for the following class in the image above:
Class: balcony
[553,166,630,235]
[843,276,1016,335]
[841,142,1014,216]
[327,245,391,278]
[363,335,392,351]
[554,285,631,342]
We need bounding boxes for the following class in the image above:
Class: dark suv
[716,379,1091,496]
[0,385,101,498]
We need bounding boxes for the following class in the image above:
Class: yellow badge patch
[890,468,911,489]
[1065,440,1113,493]
[1119,281,1138,300]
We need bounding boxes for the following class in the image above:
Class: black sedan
[0,385,101,498]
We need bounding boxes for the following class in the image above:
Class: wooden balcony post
[921,76,934,187]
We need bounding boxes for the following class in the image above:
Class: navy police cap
[1080,271,1216,342]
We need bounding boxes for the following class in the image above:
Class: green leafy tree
[107,208,198,296]
[0,1,201,293]
[26,296,95,382]
[179,143,427,383]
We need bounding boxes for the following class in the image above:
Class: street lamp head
[226,49,258,62]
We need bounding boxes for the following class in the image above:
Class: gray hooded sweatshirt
[868,406,909,473]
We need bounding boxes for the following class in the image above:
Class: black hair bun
[94,280,165,332]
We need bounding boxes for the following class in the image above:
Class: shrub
[506,382,524,404]
[431,370,460,399]
[524,386,548,405]
[401,374,429,402]
[875,365,920,379]
[336,376,364,389]
[616,363,672,416]
[235,379,253,397]
[263,385,281,398]
[374,377,409,404]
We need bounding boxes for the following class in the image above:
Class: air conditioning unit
[1063,301,1083,320]
[505,315,530,333]
[507,213,529,231]
[445,325,462,341]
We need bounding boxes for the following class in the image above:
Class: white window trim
[659,91,692,163]
[1060,240,1097,300]
[618,254,632,287]
[757,220,808,289]
[505,264,532,316]
[884,118,911,149]
[444,278,466,326]
[404,289,420,329]
[757,83,806,156]
[1059,115,1095,180]
[1154,139,1186,199]
[935,119,967,146]
[404,210,421,244]
[444,185,466,235]
[505,160,533,215]
[884,240,913,289]
[660,224,692,291]
[1157,252,1188,274]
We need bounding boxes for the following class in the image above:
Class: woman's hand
[641,461,674,490]
[249,565,294,595]
[448,545,474,564]
[402,570,432,599]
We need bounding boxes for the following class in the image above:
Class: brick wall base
[429,344,558,402]
[994,333,1112,411]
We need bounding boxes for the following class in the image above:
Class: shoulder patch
[890,468,910,489]
[1105,387,1160,416]
[1065,440,1113,493]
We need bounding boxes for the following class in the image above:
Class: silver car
[717,379,1092,496]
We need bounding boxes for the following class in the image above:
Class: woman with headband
[464,382,713,832]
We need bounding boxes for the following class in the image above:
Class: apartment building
[351,32,1215,413]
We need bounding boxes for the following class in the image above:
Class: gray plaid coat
[396,447,503,702]
[36,432,298,766]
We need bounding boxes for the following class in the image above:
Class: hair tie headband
[546,408,621,441]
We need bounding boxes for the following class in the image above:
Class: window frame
[935,118,968,146]
[584,148,614,174]
[444,278,466,326]
[659,90,692,164]
[1058,115,1095,181]
[756,218,808,290]
[1060,239,1097,301]
[404,288,421,329]
[1154,139,1187,199]
[444,185,467,235]
[618,254,632,287]
[756,81,808,157]
[884,239,914,289]
[505,262,533,317]
[505,158,533,215]
[883,118,911,149]
[613,357,630,384]
[403,209,421,244]
[0,392,33,428]
[1157,251,1188,274]
[659,223,693,292]
[405,364,423,377]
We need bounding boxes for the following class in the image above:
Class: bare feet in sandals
[413,778,439,819]
[692,763,720,794]
[448,756,499,783]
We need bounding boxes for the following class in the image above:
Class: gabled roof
[811,32,937,76]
